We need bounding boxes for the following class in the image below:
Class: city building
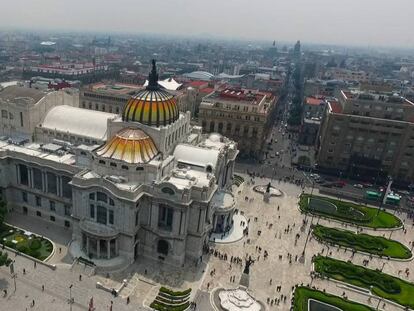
[317,90,414,184]
[23,62,118,83]
[298,96,327,145]
[198,88,277,159]
[0,61,238,268]
[80,82,144,114]
[0,85,78,140]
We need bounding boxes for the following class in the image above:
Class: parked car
[353,183,364,189]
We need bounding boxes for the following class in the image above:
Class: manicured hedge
[150,301,189,311]
[299,194,401,228]
[293,286,374,311]
[313,256,414,309]
[312,225,412,259]
[159,287,191,297]
[150,287,191,311]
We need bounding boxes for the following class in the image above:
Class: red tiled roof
[305,97,325,106]
[329,101,342,113]
[188,81,207,88]
[200,87,215,94]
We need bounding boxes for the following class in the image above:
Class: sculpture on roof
[147,59,159,91]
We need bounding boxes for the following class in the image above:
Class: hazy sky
[1,0,413,47]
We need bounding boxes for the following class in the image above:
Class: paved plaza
[1,173,414,310]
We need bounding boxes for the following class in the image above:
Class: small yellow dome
[96,128,158,164]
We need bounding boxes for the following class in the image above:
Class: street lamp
[68,284,74,311]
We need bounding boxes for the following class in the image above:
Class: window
[64,221,70,228]
[158,204,173,231]
[64,205,71,216]
[161,187,175,195]
[97,192,107,203]
[109,198,114,206]
[97,206,107,225]
[19,112,23,127]
[33,168,43,190]
[135,211,139,226]
[1,110,7,118]
[121,165,129,170]
[89,193,95,200]
[50,216,55,222]
[22,191,27,203]
[110,162,117,167]
[47,172,57,195]
[136,167,144,171]
[49,200,56,211]
[62,176,72,199]
[36,196,41,207]
[19,164,29,186]
[36,211,42,217]
[90,204,95,218]
[99,160,106,165]
[108,210,114,225]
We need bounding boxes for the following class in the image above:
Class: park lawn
[313,256,414,309]
[299,194,401,229]
[312,225,412,259]
[293,286,374,311]
[0,224,53,261]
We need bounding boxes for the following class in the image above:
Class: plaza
[1,171,414,310]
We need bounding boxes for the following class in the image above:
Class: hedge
[313,256,414,308]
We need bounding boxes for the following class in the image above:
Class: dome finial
[147,59,159,91]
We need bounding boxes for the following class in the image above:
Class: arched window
[218,123,223,133]
[209,121,215,132]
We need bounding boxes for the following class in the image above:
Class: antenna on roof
[147,59,159,91]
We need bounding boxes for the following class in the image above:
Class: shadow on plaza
[0,278,10,290]
[110,254,210,289]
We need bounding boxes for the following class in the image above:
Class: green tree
[0,201,6,226]
[0,250,11,267]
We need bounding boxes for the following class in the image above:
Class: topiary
[29,239,41,250]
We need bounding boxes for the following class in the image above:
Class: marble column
[107,240,110,259]
[97,239,100,259]
[86,236,90,256]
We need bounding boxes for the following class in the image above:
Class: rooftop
[0,140,76,166]
[0,86,46,103]
[86,82,143,95]
[342,90,414,106]
[40,105,117,141]
[305,96,326,106]
[206,88,266,105]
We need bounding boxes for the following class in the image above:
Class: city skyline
[1,0,413,48]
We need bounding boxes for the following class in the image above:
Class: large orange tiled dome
[122,60,179,126]
[96,128,158,164]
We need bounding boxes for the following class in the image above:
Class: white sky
[1,0,413,47]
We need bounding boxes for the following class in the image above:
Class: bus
[365,190,381,201]
[385,194,401,206]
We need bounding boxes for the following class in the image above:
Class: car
[362,182,373,188]
[310,173,321,179]
[321,182,333,188]
[275,152,280,156]
[353,183,364,189]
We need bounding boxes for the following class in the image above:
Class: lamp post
[68,284,74,311]
[9,261,16,292]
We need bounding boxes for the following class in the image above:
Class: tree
[0,250,11,267]
[0,201,6,226]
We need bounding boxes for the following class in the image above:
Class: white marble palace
[0,61,238,268]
